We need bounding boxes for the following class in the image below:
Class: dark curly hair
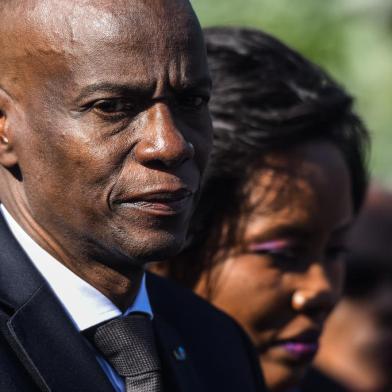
[163,27,369,288]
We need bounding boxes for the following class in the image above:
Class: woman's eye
[265,248,299,263]
[249,241,300,263]
[325,245,347,261]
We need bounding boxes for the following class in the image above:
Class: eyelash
[90,99,139,121]
[176,95,209,110]
[256,247,302,264]
[249,240,300,263]
[250,243,347,264]
[85,94,209,122]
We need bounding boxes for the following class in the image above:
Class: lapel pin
[173,346,187,361]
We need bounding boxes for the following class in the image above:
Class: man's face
[3,0,212,267]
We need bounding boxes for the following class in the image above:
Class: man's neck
[0,203,144,311]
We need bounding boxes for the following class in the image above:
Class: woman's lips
[281,341,319,359]
[260,330,321,361]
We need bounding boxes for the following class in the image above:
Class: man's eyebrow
[75,82,155,102]
[180,76,212,91]
[75,77,212,102]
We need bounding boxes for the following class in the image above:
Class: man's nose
[291,262,340,321]
[133,103,194,169]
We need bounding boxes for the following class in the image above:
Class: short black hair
[166,27,369,288]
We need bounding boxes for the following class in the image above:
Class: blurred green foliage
[192,0,392,185]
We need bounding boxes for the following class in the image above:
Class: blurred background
[192,0,392,185]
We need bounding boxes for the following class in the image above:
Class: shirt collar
[0,205,153,331]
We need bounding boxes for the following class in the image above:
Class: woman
[153,27,369,391]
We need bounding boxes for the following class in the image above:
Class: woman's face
[194,140,353,391]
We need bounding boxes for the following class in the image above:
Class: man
[0,1,265,391]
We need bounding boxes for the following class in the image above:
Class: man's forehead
[1,0,197,46]
[0,0,205,95]
[1,0,193,17]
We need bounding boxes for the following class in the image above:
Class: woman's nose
[291,262,343,320]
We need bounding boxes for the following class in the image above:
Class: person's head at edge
[158,27,369,391]
[314,185,392,392]
[0,0,212,310]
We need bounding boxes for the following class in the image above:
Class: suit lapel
[5,285,115,392]
[153,315,204,392]
[0,211,204,392]
[0,213,115,392]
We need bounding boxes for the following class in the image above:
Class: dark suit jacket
[0,214,266,392]
[300,368,349,392]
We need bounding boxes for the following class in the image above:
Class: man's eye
[178,95,208,110]
[92,99,136,115]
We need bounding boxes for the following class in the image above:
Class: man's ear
[0,89,19,168]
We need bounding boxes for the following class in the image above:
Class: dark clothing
[300,368,350,392]
[0,214,266,392]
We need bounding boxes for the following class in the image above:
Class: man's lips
[114,188,194,216]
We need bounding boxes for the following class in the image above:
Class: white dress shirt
[1,205,153,392]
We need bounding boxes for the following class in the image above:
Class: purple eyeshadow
[248,239,291,252]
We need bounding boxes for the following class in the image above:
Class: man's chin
[116,232,186,265]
